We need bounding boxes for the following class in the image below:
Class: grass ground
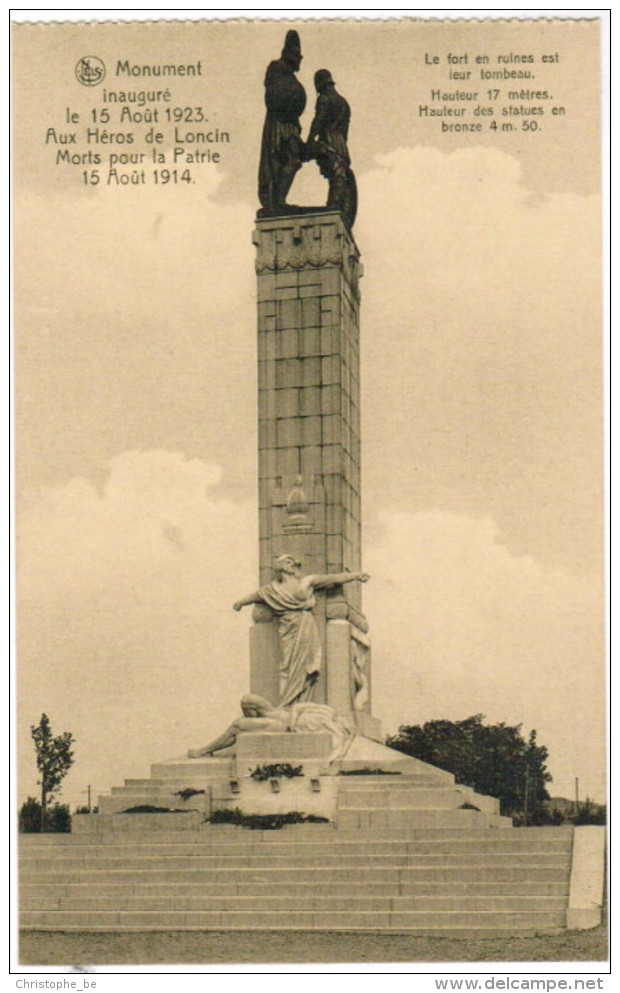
[19,921,608,967]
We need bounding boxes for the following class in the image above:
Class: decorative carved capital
[254,211,361,298]
[325,601,349,621]
[325,599,369,634]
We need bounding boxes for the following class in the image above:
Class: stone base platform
[20,734,606,935]
[94,733,505,826]
[24,733,578,935]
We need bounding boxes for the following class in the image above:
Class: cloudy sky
[13,16,604,807]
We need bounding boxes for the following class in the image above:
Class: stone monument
[94,32,489,817]
[248,37,380,738]
[35,34,586,941]
[83,32,542,845]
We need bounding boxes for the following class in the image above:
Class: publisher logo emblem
[75,56,105,86]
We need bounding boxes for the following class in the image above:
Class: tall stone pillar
[250,209,381,739]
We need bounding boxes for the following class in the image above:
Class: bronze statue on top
[258,30,306,211]
[306,69,357,230]
[257,35,357,228]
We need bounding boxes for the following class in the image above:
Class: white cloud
[14,181,258,492]
[359,146,598,303]
[364,509,605,800]
[357,146,602,573]
[16,146,603,576]
[18,455,605,805]
[18,450,256,804]
[15,174,253,327]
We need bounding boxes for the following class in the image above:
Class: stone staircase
[335,774,505,830]
[19,736,580,935]
[20,820,574,934]
[91,734,513,827]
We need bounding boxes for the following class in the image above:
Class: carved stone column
[250,209,381,738]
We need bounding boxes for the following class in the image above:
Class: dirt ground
[19,921,608,967]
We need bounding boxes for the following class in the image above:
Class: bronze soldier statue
[258,30,306,211]
[306,68,357,229]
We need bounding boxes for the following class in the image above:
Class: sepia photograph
[12,11,607,972]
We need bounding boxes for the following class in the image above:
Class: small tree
[19,796,42,833]
[386,714,551,818]
[573,797,606,826]
[46,803,72,833]
[18,797,72,833]
[30,714,75,832]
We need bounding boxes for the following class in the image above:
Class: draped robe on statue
[288,702,353,762]
[256,581,322,707]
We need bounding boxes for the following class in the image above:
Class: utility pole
[524,765,530,827]
[575,776,579,808]
[87,784,91,812]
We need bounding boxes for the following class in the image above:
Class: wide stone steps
[23,829,572,852]
[21,892,567,912]
[19,908,566,933]
[20,837,570,859]
[17,843,572,861]
[71,818,525,839]
[337,809,510,829]
[21,851,569,872]
[337,788,484,809]
[337,780,454,791]
[100,784,480,816]
[118,774,449,790]
[20,820,573,934]
[94,793,450,813]
[26,850,565,867]
[99,768,505,818]
[338,774,448,786]
[20,865,569,887]
[21,879,569,899]
[99,793,211,815]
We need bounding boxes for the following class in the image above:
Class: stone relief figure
[233,554,370,707]
[258,30,306,210]
[188,693,353,763]
[351,643,369,713]
[306,69,357,229]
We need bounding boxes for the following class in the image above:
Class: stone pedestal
[234,732,337,819]
[234,731,332,777]
[249,613,281,703]
[250,209,380,735]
